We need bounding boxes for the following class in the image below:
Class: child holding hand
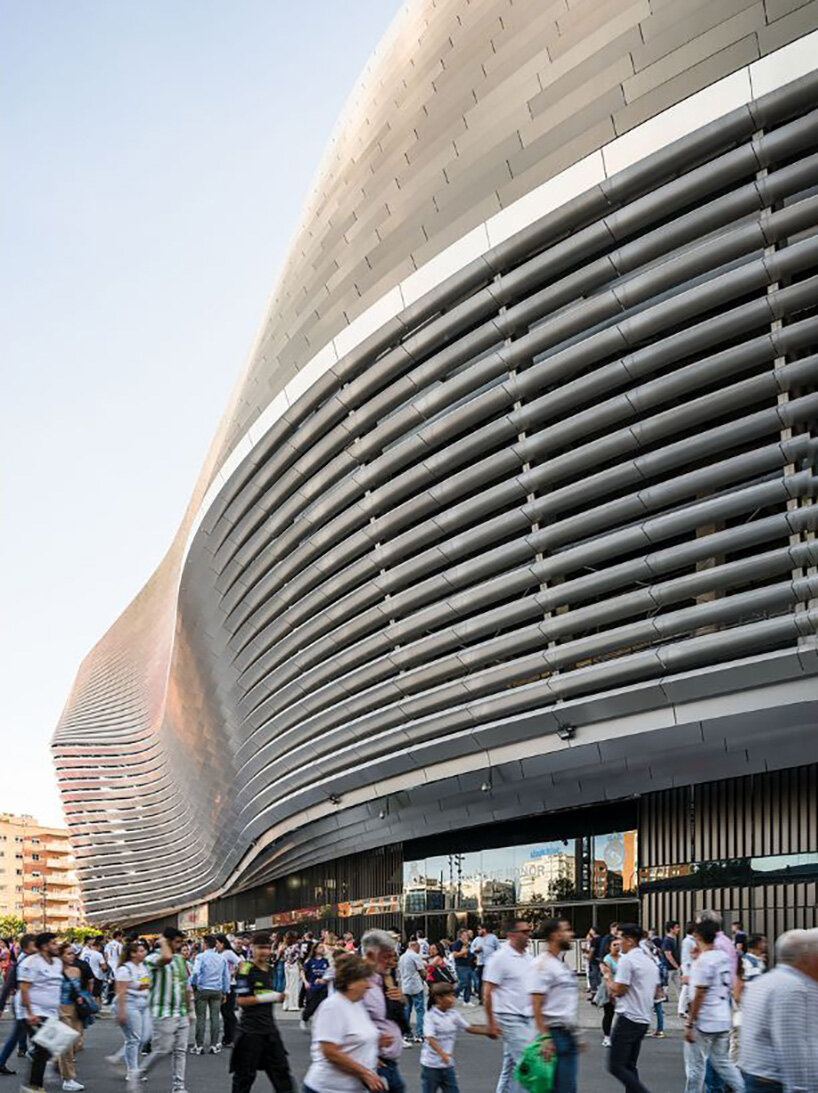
[420,982,497,1093]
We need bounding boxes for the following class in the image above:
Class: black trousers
[230,1028,296,1093]
[608,1016,651,1093]
[30,1043,51,1088]
[221,989,238,1045]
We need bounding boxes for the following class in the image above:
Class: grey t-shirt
[614,947,659,1024]
[398,949,425,995]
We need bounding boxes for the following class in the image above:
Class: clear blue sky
[0,0,397,825]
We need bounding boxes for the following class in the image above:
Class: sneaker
[0,1065,15,1075]
[413,1036,424,1044]
[402,1037,414,1048]
[208,1045,222,1054]
[602,1036,611,1047]
[299,1020,310,1033]
[62,1081,85,1091]
[16,1050,27,1058]
[190,1046,204,1055]
[651,1031,666,1038]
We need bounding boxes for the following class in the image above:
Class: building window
[31,854,40,861]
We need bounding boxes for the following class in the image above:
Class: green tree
[61,926,103,944]
[0,915,26,937]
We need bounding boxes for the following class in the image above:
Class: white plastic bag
[31,1015,80,1057]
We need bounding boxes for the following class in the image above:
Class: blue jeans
[456,966,472,1003]
[377,1059,406,1093]
[496,1014,535,1093]
[405,991,424,1038]
[121,1004,150,1073]
[422,1065,460,1093]
[706,1059,726,1092]
[549,1027,578,1093]
[742,1076,782,1093]
[0,1019,27,1066]
[685,1031,745,1093]
[654,1002,664,1033]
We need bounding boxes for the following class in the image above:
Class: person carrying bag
[56,942,85,1091]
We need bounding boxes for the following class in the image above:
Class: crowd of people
[0,913,813,1093]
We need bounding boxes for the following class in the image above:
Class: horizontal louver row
[54,53,818,923]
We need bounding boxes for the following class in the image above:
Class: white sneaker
[62,1082,85,1092]
[209,1044,222,1054]
[602,1036,611,1047]
[402,1036,414,1048]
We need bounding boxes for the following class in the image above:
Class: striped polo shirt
[145,951,189,1018]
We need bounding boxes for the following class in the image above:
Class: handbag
[593,979,609,1007]
[514,1033,556,1093]
[68,977,99,1022]
[75,988,99,1021]
[31,1015,81,1057]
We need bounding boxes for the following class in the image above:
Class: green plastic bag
[514,1033,557,1093]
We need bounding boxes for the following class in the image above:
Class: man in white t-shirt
[607,923,659,1093]
[216,934,241,1048]
[684,920,745,1093]
[81,937,107,998]
[18,931,65,1092]
[529,918,579,1093]
[397,941,426,1044]
[104,932,124,1002]
[678,923,697,1017]
[483,919,534,1093]
[471,927,499,1003]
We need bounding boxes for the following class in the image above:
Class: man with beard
[529,919,580,1093]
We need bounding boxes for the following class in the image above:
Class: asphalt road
[1,1007,686,1093]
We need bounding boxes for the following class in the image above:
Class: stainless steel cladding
[53,2,818,924]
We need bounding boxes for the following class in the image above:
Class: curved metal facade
[53,1,818,925]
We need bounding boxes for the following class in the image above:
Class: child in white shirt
[420,982,496,1093]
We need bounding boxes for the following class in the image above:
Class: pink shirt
[362,972,402,1062]
[714,931,738,979]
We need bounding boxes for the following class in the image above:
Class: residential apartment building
[0,813,83,930]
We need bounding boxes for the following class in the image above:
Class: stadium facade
[54,0,818,943]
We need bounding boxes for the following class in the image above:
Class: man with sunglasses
[483,920,534,1093]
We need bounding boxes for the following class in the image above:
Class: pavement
[1,994,686,1092]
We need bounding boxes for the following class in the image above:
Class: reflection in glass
[403,859,429,914]
[426,855,457,909]
[481,847,517,907]
[593,832,637,897]
[516,842,576,903]
[450,852,482,909]
[750,852,818,876]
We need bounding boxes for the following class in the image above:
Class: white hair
[775,928,818,966]
[361,928,396,954]
[697,909,723,929]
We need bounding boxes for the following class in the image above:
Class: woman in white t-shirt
[114,940,150,1080]
[303,954,386,1093]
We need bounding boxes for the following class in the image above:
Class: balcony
[42,843,70,855]
[43,872,78,886]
